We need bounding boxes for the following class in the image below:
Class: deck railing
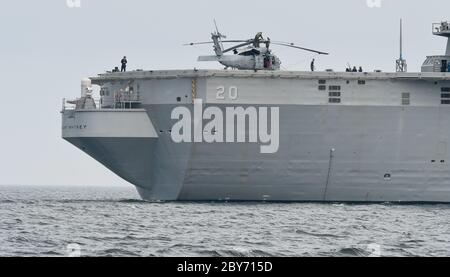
[112,91,141,109]
[62,91,141,111]
[61,97,101,111]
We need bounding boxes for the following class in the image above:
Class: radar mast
[396,19,407,72]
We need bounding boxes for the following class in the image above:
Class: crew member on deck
[254,32,264,47]
[310,59,315,72]
[121,56,128,72]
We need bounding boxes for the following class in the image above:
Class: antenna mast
[396,19,408,72]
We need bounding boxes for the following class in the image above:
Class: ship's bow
[61,107,168,199]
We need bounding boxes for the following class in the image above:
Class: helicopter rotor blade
[213,19,226,39]
[183,40,251,46]
[222,40,254,53]
[270,42,329,55]
[271,40,297,45]
[214,19,219,33]
[183,42,215,46]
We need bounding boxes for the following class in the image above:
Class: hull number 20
[216,86,238,100]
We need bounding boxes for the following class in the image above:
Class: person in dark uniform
[358,66,363,72]
[253,32,264,47]
[352,66,357,72]
[121,56,127,72]
[310,59,315,72]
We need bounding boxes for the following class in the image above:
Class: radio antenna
[396,19,408,72]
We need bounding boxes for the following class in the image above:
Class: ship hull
[63,105,450,202]
[62,70,450,202]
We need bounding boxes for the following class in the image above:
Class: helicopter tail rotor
[214,19,226,39]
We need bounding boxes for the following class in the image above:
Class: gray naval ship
[62,21,450,202]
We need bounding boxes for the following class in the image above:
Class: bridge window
[329,92,341,97]
[318,80,327,84]
[401,93,410,106]
[441,92,450,104]
[329,85,341,91]
[329,98,341,104]
[100,88,110,96]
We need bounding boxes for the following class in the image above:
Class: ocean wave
[2,186,450,257]
[0,199,16,204]
[335,247,370,257]
[295,229,346,239]
[98,248,141,257]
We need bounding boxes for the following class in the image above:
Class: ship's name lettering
[63,124,87,130]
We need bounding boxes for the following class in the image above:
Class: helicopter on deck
[184,21,329,71]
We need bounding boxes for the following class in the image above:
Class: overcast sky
[0,0,449,187]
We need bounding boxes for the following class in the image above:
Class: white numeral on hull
[216,86,239,100]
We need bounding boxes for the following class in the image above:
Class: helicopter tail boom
[198,55,221,61]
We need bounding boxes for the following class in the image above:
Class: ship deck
[90,69,450,84]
